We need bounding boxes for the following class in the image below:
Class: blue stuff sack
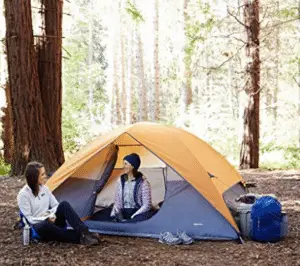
[250,196,282,242]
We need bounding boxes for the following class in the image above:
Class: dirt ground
[0,170,300,266]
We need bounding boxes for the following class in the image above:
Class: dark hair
[24,161,44,197]
[132,168,142,179]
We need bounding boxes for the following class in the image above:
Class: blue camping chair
[19,211,41,241]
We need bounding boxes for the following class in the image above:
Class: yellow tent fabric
[46,122,243,231]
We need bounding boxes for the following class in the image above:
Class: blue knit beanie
[123,153,141,170]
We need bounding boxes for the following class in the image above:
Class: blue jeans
[33,201,87,243]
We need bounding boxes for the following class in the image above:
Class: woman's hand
[48,213,56,223]
[48,217,56,223]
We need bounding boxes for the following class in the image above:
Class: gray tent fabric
[54,145,118,218]
[54,178,96,218]
[85,180,238,240]
[223,183,247,212]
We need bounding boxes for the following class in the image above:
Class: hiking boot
[80,231,98,246]
[177,231,194,245]
[158,232,182,245]
[90,232,101,243]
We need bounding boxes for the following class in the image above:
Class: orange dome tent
[46,122,245,240]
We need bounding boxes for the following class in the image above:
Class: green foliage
[125,1,144,23]
[260,142,300,169]
[0,157,10,176]
[283,147,300,168]
[184,3,216,66]
[62,1,108,154]
[277,7,298,19]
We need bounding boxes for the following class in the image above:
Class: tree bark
[1,83,13,164]
[128,25,137,124]
[154,0,160,121]
[121,29,127,124]
[87,0,94,125]
[4,0,61,175]
[36,0,65,166]
[183,0,192,110]
[298,0,300,148]
[119,0,127,124]
[272,0,280,128]
[113,44,122,125]
[239,0,260,169]
[137,31,148,121]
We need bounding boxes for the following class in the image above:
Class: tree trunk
[239,0,260,169]
[4,0,59,175]
[137,31,148,121]
[298,0,300,148]
[113,44,122,125]
[154,0,160,121]
[128,25,137,124]
[119,0,127,124]
[87,0,94,125]
[183,0,192,110]
[228,58,237,119]
[265,69,272,116]
[111,52,116,126]
[36,0,65,166]
[272,0,280,128]
[121,29,127,124]
[1,83,13,164]
[0,41,6,86]
[205,40,212,133]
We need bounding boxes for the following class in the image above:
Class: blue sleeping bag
[250,196,282,242]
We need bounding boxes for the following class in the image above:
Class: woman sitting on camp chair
[111,153,154,222]
[17,161,99,245]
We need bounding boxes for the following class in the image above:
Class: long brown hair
[24,161,44,197]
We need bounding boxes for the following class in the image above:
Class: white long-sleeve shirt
[17,184,59,224]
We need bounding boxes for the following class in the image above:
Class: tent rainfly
[46,122,246,240]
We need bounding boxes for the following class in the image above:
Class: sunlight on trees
[0,0,299,169]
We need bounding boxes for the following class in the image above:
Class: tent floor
[90,207,158,223]
[85,208,161,238]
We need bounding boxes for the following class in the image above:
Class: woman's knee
[59,201,71,208]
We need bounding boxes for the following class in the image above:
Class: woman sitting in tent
[111,153,154,222]
[17,161,100,245]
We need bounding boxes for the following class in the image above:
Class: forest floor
[0,170,300,266]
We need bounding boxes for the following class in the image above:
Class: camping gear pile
[229,193,288,242]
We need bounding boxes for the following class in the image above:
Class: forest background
[0,0,299,175]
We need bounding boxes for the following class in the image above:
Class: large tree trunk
[153,0,160,121]
[36,0,64,167]
[4,0,60,175]
[239,0,260,169]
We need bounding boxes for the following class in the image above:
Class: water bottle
[23,219,30,246]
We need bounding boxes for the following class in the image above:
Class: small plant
[0,156,11,176]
